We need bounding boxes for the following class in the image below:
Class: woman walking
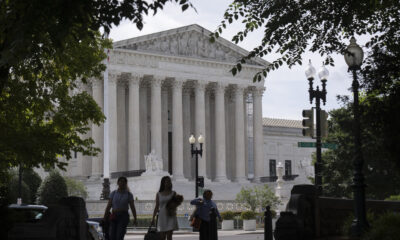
[151,176,179,240]
[190,189,222,240]
[104,176,137,240]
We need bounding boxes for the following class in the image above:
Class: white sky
[109,0,355,120]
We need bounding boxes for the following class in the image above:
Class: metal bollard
[265,206,273,240]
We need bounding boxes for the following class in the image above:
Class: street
[124,230,266,240]
[125,233,265,240]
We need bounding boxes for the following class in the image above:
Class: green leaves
[214,0,400,81]
[236,185,281,212]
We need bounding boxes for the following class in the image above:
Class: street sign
[298,142,338,149]
[322,143,338,150]
[298,142,315,148]
[198,187,204,196]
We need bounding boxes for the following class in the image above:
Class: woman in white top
[151,176,178,240]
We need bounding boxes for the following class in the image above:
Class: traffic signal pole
[304,61,327,196]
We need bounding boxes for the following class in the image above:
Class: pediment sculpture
[119,30,260,65]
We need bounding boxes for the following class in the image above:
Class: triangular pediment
[113,24,269,67]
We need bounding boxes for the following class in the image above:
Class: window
[269,160,276,177]
[285,160,292,176]
[74,151,77,159]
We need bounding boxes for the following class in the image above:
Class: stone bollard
[264,206,273,240]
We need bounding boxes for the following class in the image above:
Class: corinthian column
[172,79,185,180]
[108,72,118,173]
[214,83,229,182]
[151,76,163,159]
[194,81,209,180]
[128,74,141,171]
[91,79,104,178]
[253,87,265,182]
[234,85,248,182]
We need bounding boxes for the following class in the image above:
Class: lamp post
[344,37,369,236]
[189,134,204,198]
[305,60,329,196]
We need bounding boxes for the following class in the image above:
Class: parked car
[8,204,103,240]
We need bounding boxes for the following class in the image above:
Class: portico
[78,24,268,184]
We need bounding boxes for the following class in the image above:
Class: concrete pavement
[125,229,266,239]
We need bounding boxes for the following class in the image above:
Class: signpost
[298,142,337,149]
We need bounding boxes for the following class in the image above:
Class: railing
[260,174,299,182]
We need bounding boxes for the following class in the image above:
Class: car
[8,204,103,240]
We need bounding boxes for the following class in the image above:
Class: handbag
[190,205,202,229]
[144,214,159,240]
[190,216,202,229]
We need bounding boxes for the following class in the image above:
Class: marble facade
[67,24,268,184]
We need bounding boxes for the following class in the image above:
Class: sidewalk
[126,228,265,236]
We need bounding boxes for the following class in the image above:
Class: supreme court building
[60,25,314,201]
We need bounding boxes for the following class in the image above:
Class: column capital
[152,76,166,87]
[194,81,208,92]
[253,86,265,97]
[108,72,119,85]
[214,82,229,94]
[128,73,142,85]
[171,79,184,90]
[234,84,247,95]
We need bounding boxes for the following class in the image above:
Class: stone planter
[221,220,234,230]
[243,219,256,231]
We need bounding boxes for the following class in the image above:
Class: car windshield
[8,205,47,223]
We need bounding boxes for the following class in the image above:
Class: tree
[212,0,400,81]
[7,175,31,204]
[235,184,280,212]
[0,0,194,171]
[37,170,68,205]
[22,168,42,204]
[320,97,400,199]
[214,0,400,186]
[64,177,88,200]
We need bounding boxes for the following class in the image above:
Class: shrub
[64,177,88,199]
[236,184,281,212]
[37,170,68,205]
[362,212,400,240]
[241,210,256,220]
[7,176,31,204]
[221,211,235,220]
[341,210,376,236]
[22,168,42,204]
[385,195,400,201]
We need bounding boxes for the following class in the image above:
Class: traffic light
[197,176,204,188]
[320,110,329,138]
[302,109,314,137]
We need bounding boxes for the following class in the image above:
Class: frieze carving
[120,30,260,65]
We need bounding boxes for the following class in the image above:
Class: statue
[142,149,169,176]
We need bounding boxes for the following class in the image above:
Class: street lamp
[344,36,369,236]
[189,134,204,198]
[304,60,329,196]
